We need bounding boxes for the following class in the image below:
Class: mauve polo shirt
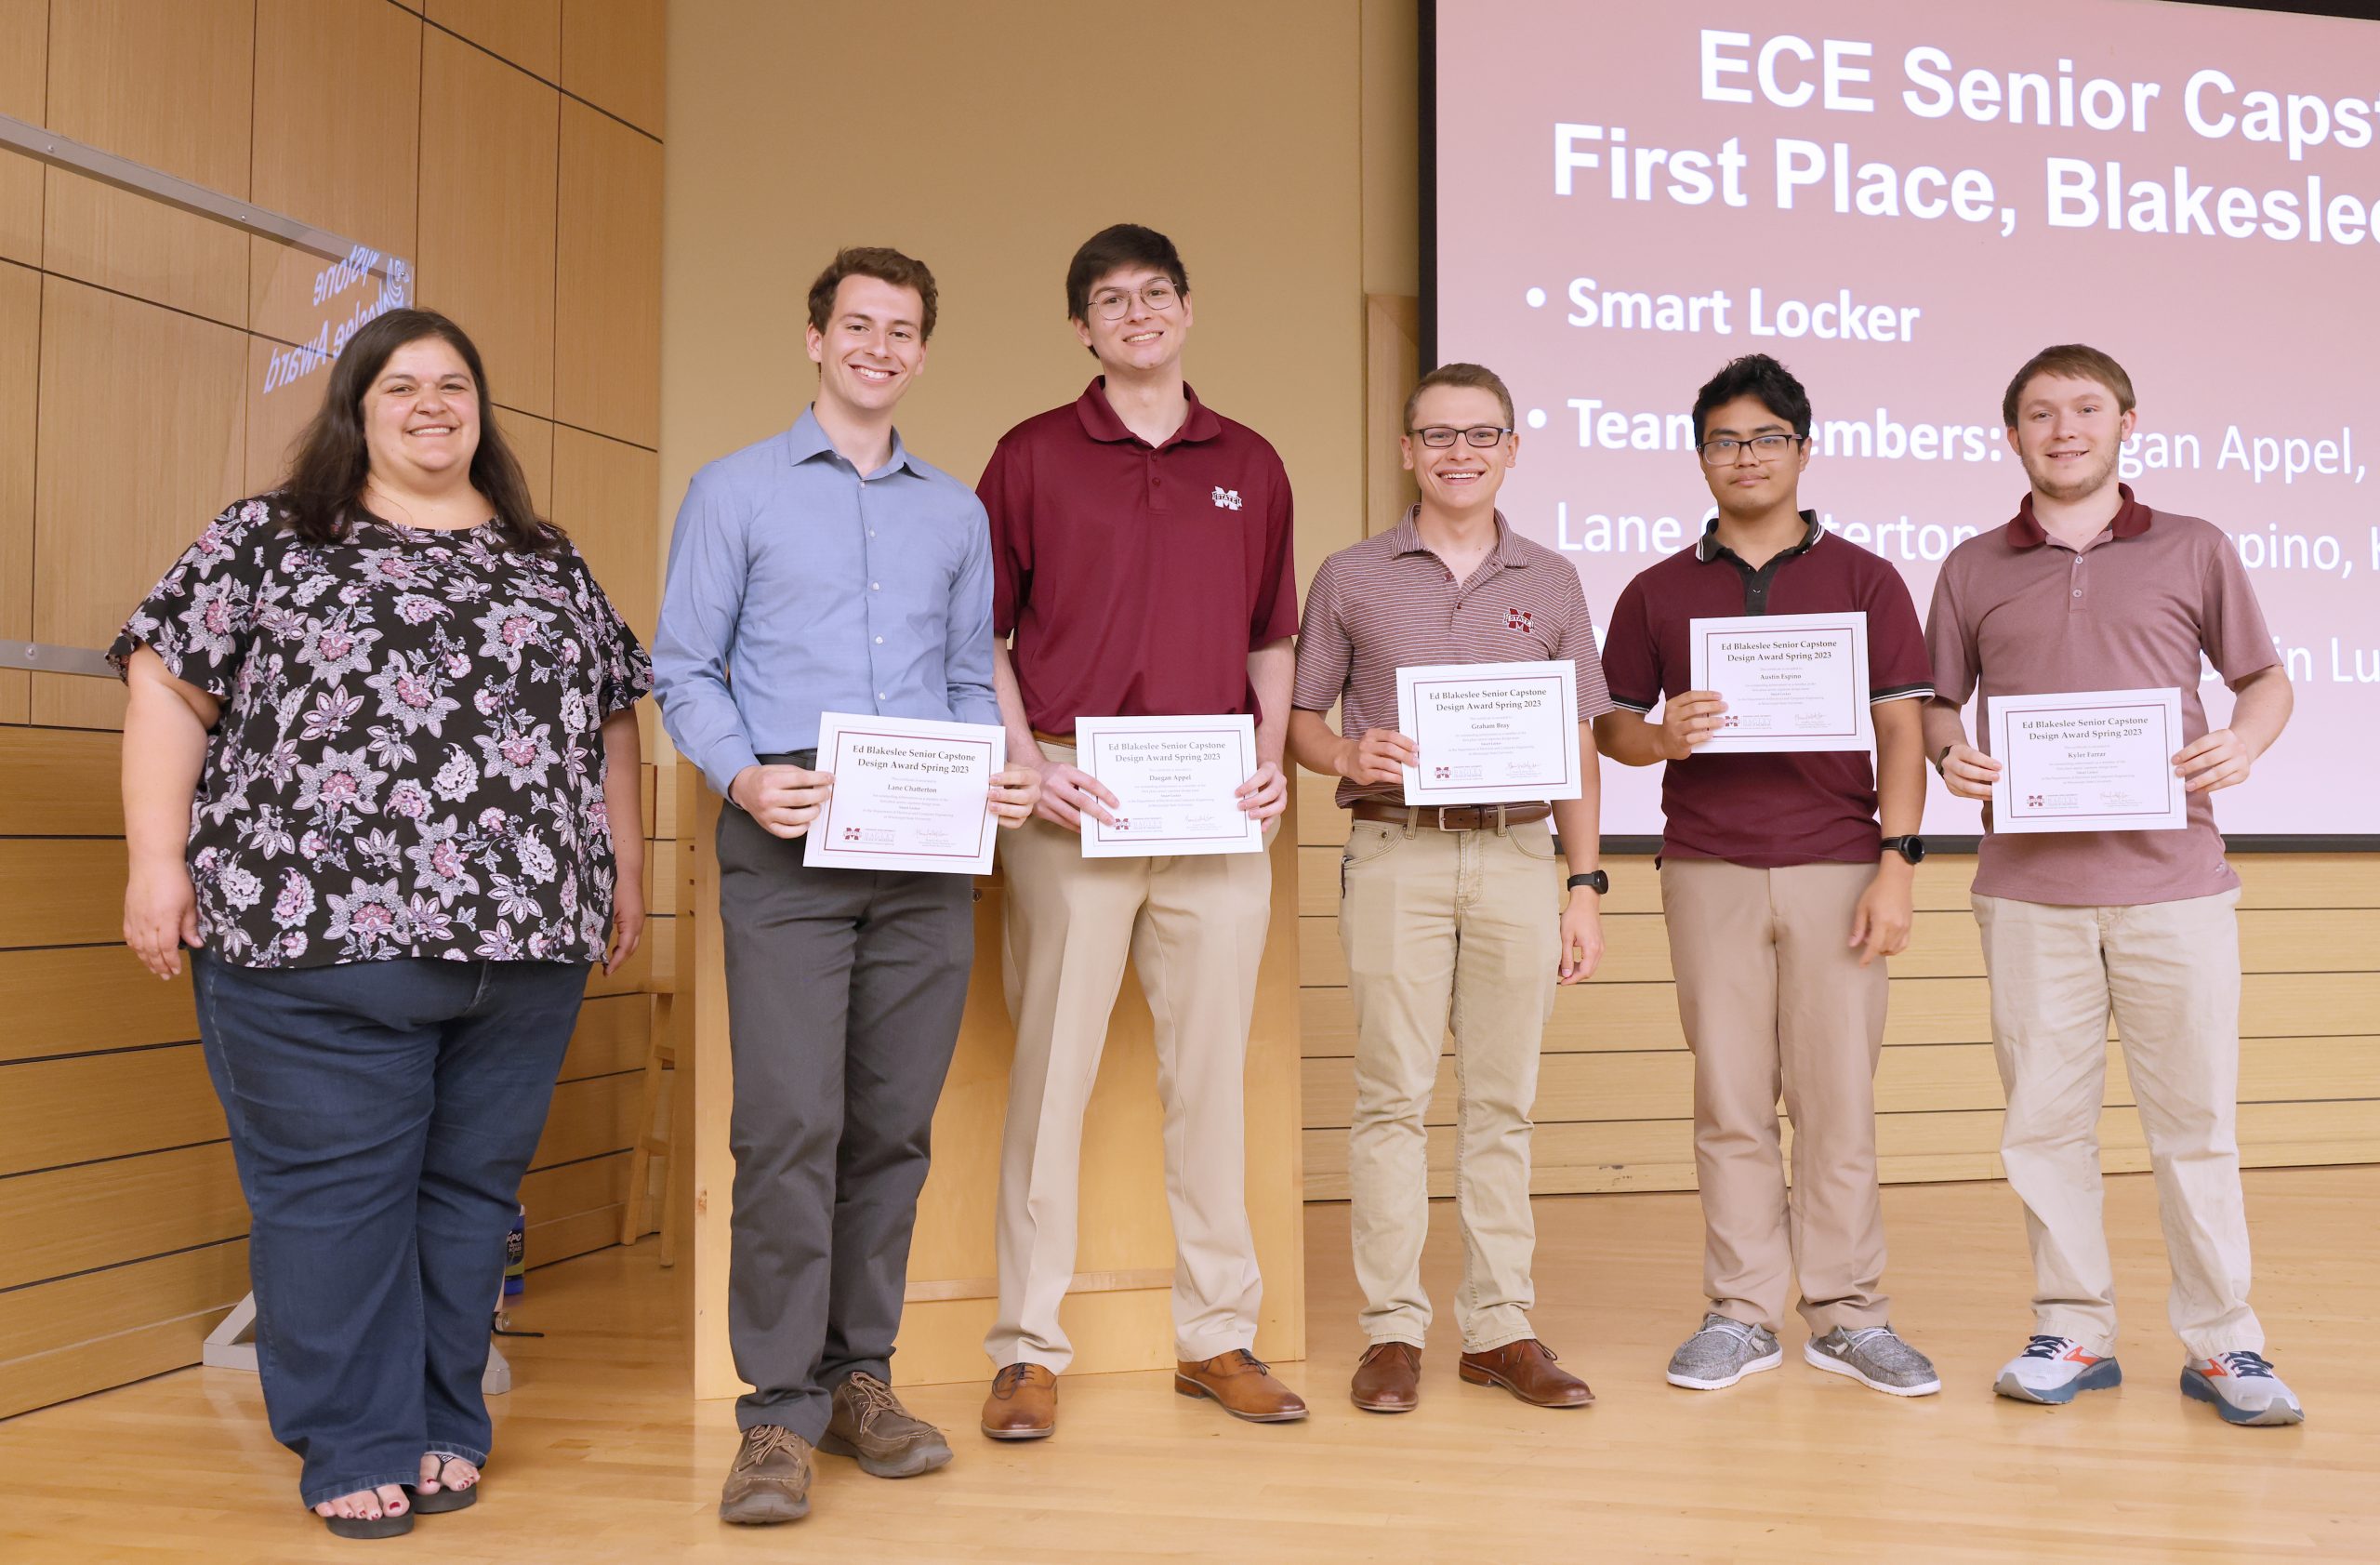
[1926,484,2278,907]
[981,378,1299,736]
[1600,512,1935,869]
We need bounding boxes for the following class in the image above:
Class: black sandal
[409,1452,480,1515]
[320,1502,413,1539]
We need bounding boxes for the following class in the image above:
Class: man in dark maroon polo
[1593,354,1941,1399]
[974,224,1302,1438]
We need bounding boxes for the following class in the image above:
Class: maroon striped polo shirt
[1599,512,1934,868]
[1291,507,1614,807]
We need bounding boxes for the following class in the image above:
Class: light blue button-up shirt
[652,408,1000,798]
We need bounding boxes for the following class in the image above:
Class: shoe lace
[844,1373,904,1426]
[1696,1316,1760,1346]
[993,1362,1038,1395]
[1221,1349,1273,1374]
[2214,1350,2276,1379]
[735,1425,802,1470]
[2018,1334,2077,1360]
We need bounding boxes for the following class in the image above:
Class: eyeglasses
[1410,424,1514,448]
[1698,433,1804,466]
[1088,281,1183,320]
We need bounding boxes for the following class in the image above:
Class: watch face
[1898,837,1926,865]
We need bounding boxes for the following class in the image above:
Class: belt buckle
[1434,806,1462,832]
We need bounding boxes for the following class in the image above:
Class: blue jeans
[191,955,590,1508]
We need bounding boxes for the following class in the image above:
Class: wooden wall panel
[0,1141,245,1291]
[562,0,666,136]
[0,1043,224,1176]
[0,1240,245,1367]
[0,1,43,267]
[430,0,562,84]
[250,0,421,267]
[496,407,557,521]
[0,726,119,834]
[0,837,124,946]
[32,279,245,729]
[242,326,321,496]
[554,99,662,446]
[552,426,660,640]
[0,259,33,724]
[417,30,558,416]
[529,1070,643,1172]
[0,946,195,1064]
[557,993,651,1082]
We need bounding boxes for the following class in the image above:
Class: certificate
[1687,611,1871,753]
[1075,714,1264,859]
[802,711,1004,874]
[1395,659,1582,806]
[1988,687,2187,833]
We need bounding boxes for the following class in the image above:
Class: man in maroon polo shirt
[975,224,1302,1438]
[1594,354,1941,1399]
[1923,344,2302,1426]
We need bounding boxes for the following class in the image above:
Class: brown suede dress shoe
[718,1425,813,1525]
[1174,1349,1309,1423]
[1351,1341,1421,1412]
[1459,1339,1594,1408]
[981,1362,1058,1440]
[819,1372,954,1478]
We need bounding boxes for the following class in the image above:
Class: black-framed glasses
[1089,281,1183,320]
[1698,433,1804,465]
[1410,424,1513,448]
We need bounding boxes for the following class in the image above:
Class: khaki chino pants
[985,743,1273,1373]
[1339,816,1560,1352]
[1973,890,2262,1359]
[1660,857,1893,1335]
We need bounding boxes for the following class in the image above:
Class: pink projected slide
[1435,0,2379,838]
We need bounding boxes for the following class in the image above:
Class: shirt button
[2073,589,2082,597]
[878,692,888,700]
[874,636,884,643]
[870,582,880,591]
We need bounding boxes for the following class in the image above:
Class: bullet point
[1990,447,2002,460]
[1525,286,1547,308]
[1527,408,1548,430]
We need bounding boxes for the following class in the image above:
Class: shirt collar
[1695,510,1823,564]
[1388,504,1529,567]
[2006,483,2153,548]
[784,405,924,480]
[1073,377,1224,449]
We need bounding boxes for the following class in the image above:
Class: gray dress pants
[715,786,974,1439]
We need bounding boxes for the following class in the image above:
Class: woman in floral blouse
[112,309,651,1539]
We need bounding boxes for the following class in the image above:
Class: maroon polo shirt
[1292,507,1615,807]
[1600,512,1934,868]
[982,379,1299,735]
[1926,485,2278,907]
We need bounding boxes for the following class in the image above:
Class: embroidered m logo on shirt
[1506,608,1533,633]
[1211,486,1243,511]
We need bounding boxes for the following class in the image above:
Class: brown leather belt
[1348,801,1553,832]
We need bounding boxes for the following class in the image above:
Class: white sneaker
[2180,1351,2305,1426]
[1993,1334,2122,1404]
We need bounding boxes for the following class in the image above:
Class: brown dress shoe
[981,1362,1058,1440]
[1350,1341,1421,1412]
[718,1425,813,1524]
[1174,1349,1309,1423]
[819,1372,954,1478]
[1459,1339,1594,1407]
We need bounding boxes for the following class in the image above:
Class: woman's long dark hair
[280,308,561,553]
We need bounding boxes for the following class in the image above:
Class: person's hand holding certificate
[1987,687,2188,833]
[1686,612,1872,753]
[803,712,1008,874]
[1074,715,1266,858]
[1394,659,1581,806]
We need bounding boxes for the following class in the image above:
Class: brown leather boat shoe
[819,1372,953,1478]
[1350,1341,1421,1412]
[980,1362,1058,1440]
[1174,1349,1309,1423]
[1459,1338,1594,1408]
[718,1425,813,1524]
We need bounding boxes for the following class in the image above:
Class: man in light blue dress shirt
[652,247,1038,1525]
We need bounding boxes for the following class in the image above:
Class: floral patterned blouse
[110,495,653,969]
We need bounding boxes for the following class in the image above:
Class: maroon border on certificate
[2001,701,2180,823]
[816,727,998,861]
[1695,619,1861,741]
[1083,724,1259,849]
[1407,671,1576,800]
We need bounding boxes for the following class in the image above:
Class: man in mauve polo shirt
[1289,363,1610,1415]
[975,223,1303,1437]
[1594,355,1942,1400]
[1923,344,2301,1426]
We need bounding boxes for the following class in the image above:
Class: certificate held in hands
[1687,611,1872,753]
[803,711,1005,874]
[1075,714,1264,858]
[1395,659,1581,806]
[1988,687,2188,833]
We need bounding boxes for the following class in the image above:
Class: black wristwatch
[1567,869,1610,895]
[1880,836,1926,866]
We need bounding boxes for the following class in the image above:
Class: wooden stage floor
[3,1168,2373,1563]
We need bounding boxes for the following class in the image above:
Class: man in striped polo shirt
[1593,354,1940,1399]
[1289,363,1611,1414]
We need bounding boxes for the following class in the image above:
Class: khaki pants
[1339,816,1559,1352]
[1973,890,2261,1359]
[1660,858,1892,1335]
[985,744,1273,1372]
